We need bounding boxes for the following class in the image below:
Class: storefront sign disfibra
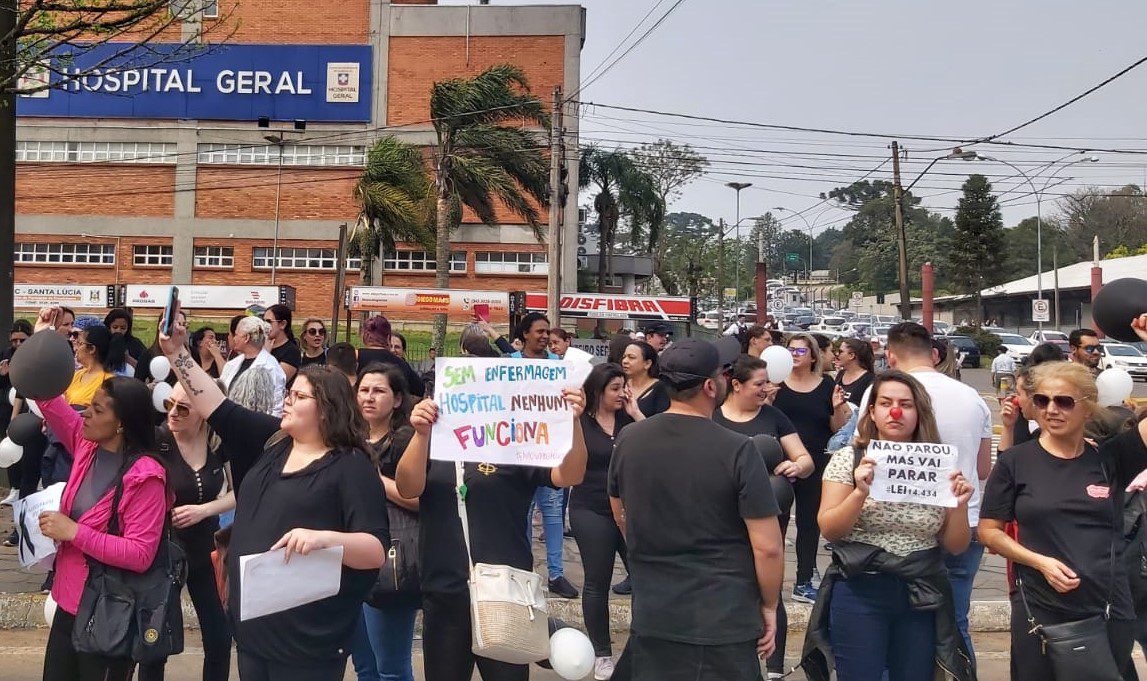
[525,292,692,322]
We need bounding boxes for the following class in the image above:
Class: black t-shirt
[836,371,874,408]
[418,458,553,594]
[712,404,796,441]
[981,428,1147,619]
[300,350,327,368]
[232,356,257,385]
[207,400,389,663]
[607,413,779,645]
[155,428,225,563]
[571,412,634,516]
[357,348,425,398]
[270,341,302,370]
[369,426,414,480]
[773,377,836,461]
[635,381,670,417]
[1011,415,1035,448]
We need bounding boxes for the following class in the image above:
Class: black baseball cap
[644,322,672,337]
[658,337,741,390]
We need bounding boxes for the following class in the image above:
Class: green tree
[660,212,718,301]
[628,140,708,294]
[350,136,433,287]
[579,146,663,293]
[1058,185,1147,261]
[950,174,1006,323]
[429,65,550,349]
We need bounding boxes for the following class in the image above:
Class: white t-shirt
[859,369,993,527]
[991,354,1016,374]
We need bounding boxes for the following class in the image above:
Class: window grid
[196,144,366,167]
[474,251,549,275]
[193,246,234,268]
[202,0,219,18]
[133,245,173,267]
[253,247,361,271]
[383,250,466,273]
[15,242,115,265]
[16,141,176,164]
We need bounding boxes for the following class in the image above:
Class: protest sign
[867,440,957,508]
[431,357,592,467]
[12,483,66,571]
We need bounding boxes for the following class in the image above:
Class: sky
[442,0,1147,241]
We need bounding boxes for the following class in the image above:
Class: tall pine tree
[950,174,1006,324]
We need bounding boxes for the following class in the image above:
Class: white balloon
[151,382,174,413]
[1096,368,1134,407]
[26,399,42,418]
[43,594,57,626]
[0,437,23,468]
[6,387,14,407]
[549,627,595,680]
[761,345,795,384]
[149,356,171,382]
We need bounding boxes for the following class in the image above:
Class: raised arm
[158,304,226,419]
[818,455,874,542]
[395,399,436,499]
[551,388,588,488]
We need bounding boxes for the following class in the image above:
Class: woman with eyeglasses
[138,382,234,681]
[300,318,329,368]
[834,338,875,408]
[263,304,302,384]
[190,327,226,379]
[773,332,850,605]
[980,342,1147,680]
[157,307,389,681]
[620,340,670,417]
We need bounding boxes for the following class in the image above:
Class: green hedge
[954,326,1002,357]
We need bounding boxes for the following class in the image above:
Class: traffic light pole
[546,87,563,327]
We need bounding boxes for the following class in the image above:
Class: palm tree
[350,136,433,288]
[429,64,550,349]
[579,146,664,293]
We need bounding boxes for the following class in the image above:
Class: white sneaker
[594,656,615,680]
[0,489,17,506]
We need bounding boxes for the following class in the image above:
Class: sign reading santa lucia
[430,358,592,467]
[867,440,958,508]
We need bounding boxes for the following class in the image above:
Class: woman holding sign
[807,370,975,681]
[980,354,1147,681]
[156,308,389,681]
[395,381,588,681]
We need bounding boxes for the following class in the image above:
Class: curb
[0,593,1013,632]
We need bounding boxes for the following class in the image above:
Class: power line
[569,0,690,99]
[578,0,668,87]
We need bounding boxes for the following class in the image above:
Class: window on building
[253,247,359,271]
[202,0,219,18]
[196,144,366,167]
[14,242,115,265]
[382,250,466,273]
[193,246,234,268]
[474,251,548,275]
[133,245,173,267]
[16,141,176,164]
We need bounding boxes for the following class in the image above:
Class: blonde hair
[1030,361,1098,415]
[787,333,821,375]
[854,370,942,450]
[235,316,270,349]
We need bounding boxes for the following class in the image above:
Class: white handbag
[455,462,551,665]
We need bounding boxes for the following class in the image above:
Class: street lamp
[260,119,307,285]
[726,181,752,305]
[959,151,1098,330]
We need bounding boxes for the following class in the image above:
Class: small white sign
[1032,299,1050,323]
[769,298,785,312]
[326,62,360,103]
[867,440,958,508]
[852,291,864,301]
[12,483,66,572]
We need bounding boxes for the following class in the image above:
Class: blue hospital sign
[17,43,373,122]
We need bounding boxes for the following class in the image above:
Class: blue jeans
[363,599,420,681]
[944,535,984,662]
[527,487,565,579]
[829,573,935,681]
[348,611,381,681]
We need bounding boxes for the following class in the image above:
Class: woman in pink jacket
[34,310,169,681]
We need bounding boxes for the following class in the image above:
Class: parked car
[932,321,952,335]
[812,316,847,332]
[994,333,1036,363]
[945,335,982,368]
[1098,343,1147,380]
[792,315,817,330]
[1132,341,1147,356]
[872,324,892,344]
[1041,339,1071,359]
[838,322,872,339]
[1030,330,1070,343]
[698,311,721,330]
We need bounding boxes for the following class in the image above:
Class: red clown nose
[889,407,904,420]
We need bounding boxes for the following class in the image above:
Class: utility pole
[331,222,347,344]
[546,86,563,327]
[891,141,910,320]
[717,218,726,331]
[0,0,17,333]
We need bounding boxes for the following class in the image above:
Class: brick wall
[194,167,360,220]
[203,0,370,45]
[16,164,176,216]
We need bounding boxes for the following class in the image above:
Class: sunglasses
[1030,393,1078,411]
[162,399,192,417]
[305,327,327,336]
[788,347,810,356]
[1080,346,1101,354]
[68,331,81,339]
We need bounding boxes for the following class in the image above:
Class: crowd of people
[3,302,1147,681]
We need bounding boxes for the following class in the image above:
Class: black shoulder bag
[1016,458,1123,681]
[367,431,420,605]
[72,454,188,664]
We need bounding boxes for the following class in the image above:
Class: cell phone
[160,286,180,336]
[473,304,490,323]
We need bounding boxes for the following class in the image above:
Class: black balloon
[751,434,786,470]
[770,475,795,515]
[1092,278,1147,343]
[8,412,44,447]
[10,330,75,400]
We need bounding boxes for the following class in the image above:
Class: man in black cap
[607,338,784,680]
[643,322,672,352]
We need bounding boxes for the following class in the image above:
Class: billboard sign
[346,287,510,317]
[17,43,373,122]
[525,292,692,322]
[124,285,293,310]
[14,284,114,309]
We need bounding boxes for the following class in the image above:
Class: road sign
[723,287,737,300]
[769,298,784,312]
[1032,299,1050,323]
[851,291,864,302]
[785,253,801,263]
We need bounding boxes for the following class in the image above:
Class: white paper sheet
[238,545,344,621]
[12,483,66,572]
[867,440,958,509]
